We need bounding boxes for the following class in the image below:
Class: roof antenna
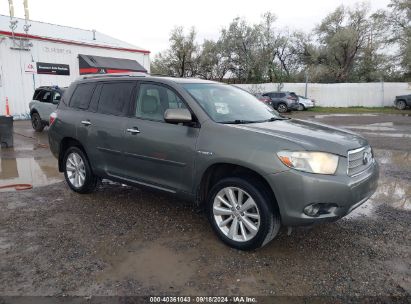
[92,29,96,40]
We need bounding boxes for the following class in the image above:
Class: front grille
[347,146,373,176]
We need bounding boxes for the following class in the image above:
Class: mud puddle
[0,156,62,191]
[347,149,411,218]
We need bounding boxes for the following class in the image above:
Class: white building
[0,14,150,118]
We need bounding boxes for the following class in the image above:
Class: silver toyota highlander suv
[48,74,379,250]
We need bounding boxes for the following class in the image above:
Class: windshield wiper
[259,117,288,122]
[221,117,288,124]
[220,120,256,124]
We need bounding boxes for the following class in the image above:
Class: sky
[0,0,391,56]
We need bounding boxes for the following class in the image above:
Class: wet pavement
[0,121,63,190]
[0,114,410,297]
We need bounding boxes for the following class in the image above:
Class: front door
[122,82,199,194]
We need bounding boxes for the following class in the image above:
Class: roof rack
[80,72,148,80]
[38,85,63,90]
[149,73,176,78]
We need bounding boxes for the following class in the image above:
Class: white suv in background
[297,95,315,111]
[29,86,65,132]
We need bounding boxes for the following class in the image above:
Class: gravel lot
[0,112,410,298]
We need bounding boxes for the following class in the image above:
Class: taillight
[50,112,57,126]
[287,96,297,100]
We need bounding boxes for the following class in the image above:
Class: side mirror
[164,108,192,123]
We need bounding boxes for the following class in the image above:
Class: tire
[297,103,305,111]
[63,146,98,194]
[396,100,406,110]
[31,112,45,132]
[207,177,281,250]
[276,103,288,113]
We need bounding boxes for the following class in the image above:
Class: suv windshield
[182,83,281,123]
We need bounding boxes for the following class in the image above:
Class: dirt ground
[0,112,410,298]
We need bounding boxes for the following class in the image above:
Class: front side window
[97,82,135,116]
[135,83,186,121]
[70,83,96,110]
[182,83,281,123]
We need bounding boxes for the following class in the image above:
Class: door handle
[126,128,140,134]
[81,120,91,126]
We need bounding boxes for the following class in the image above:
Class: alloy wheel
[66,152,86,188]
[397,100,406,110]
[213,186,260,242]
[277,104,287,113]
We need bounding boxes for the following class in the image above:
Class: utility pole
[304,70,308,98]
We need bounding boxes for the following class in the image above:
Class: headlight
[277,151,339,175]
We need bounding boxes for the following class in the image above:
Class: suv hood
[229,119,368,157]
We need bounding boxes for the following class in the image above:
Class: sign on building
[25,62,37,74]
[36,62,70,75]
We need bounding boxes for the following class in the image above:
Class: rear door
[68,82,98,166]
[121,82,199,194]
[34,90,53,120]
[83,81,137,177]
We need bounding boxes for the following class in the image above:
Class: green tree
[383,0,411,79]
[315,4,375,82]
[197,39,231,81]
[151,27,198,77]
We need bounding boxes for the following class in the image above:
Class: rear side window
[33,89,42,100]
[34,90,52,103]
[97,82,135,116]
[70,83,96,109]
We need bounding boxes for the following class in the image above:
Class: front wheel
[207,177,281,250]
[277,103,288,113]
[31,113,45,132]
[63,146,98,194]
[297,103,305,111]
[396,100,406,110]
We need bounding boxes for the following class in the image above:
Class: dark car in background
[394,94,411,110]
[262,91,299,113]
[253,93,272,105]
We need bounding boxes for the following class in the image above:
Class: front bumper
[266,160,379,226]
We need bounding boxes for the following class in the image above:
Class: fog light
[304,204,320,216]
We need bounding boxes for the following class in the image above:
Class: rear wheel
[207,177,281,250]
[396,100,406,110]
[277,103,288,113]
[63,146,98,194]
[31,113,44,132]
